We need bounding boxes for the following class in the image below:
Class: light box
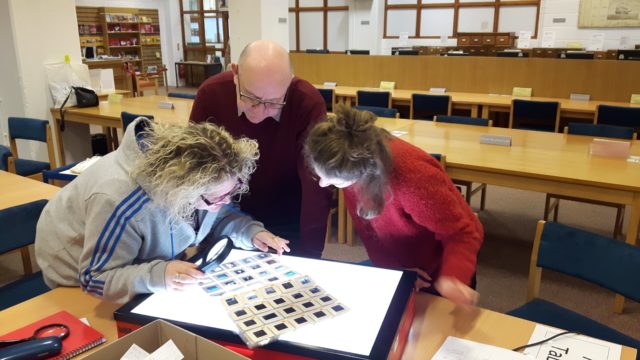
[114,249,416,360]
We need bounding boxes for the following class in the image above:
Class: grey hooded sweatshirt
[35,118,264,303]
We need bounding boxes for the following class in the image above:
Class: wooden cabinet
[531,48,578,58]
[456,32,516,48]
[447,32,516,56]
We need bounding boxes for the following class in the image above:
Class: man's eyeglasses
[200,181,243,206]
[237,74,288,110]
[239,91,287,110]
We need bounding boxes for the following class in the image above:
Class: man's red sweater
[189,71,331,258]
[344,137,484,285]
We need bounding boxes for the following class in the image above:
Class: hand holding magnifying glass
[165,261,204,291]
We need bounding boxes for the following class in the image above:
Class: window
[180,0,229,61]
[384,0,541,39]
[289,0,349,52]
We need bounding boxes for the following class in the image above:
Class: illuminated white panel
[132,249,404,356]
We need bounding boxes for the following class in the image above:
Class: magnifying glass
[0,323,69,360]
[189,235,233,273]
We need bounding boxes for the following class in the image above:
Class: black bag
[59,86,99,131]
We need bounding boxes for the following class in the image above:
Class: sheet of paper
[517,31,532,49]
[619,36,630,49]
[439,35,448,46]
[143,339,183,360]
[587,33,605,51]
[523,324,622,360]
[541,31,555,48]
[432,336,530,360]
[399,32,409,46]
[121,343,149,360]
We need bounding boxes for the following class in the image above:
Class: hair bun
[333,104,376,135]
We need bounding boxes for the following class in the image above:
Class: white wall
[0,0,24,146]
[260,0,289,53]
[228,0,289,63]
[1,0,91,163]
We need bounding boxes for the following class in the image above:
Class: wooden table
[374,118,640,312]
[0,288,634,359]
[319,85,639,121]
[0,171,60,209]
[96,89,131,100]
[50,95,193,164]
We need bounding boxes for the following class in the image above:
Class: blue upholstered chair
[356,90,391,108]
[318,88,335,112]
[167,92,196,100]
[121,112,154,132]
[7,117,57,181]
[410,94,451,121]
[509,99,560,132]
[545,123,635,238]
[507,221,640,357]
[353,105,399,118]
[435,115,492,127]
[434,115,492,210]
[565,122,636,140]
[42,162,78,185]
[0,199,51,310]
[0,145,12,171]
[596,105,640,133]
[305,49,329,54]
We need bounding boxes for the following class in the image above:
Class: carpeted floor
[322,185,640,339]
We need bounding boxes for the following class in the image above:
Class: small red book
[0,310,106,359]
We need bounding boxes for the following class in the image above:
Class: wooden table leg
[481,106,490,119]
[470,105,478,118]
[614,194,640,313]
[338,189,346,244]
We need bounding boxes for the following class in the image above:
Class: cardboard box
[84,320,249,360]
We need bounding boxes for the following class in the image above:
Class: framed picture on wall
[579,0,640,28]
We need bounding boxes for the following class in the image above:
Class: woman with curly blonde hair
[305,105,483,306]
[36,118,289,303]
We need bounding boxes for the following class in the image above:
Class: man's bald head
[237,40,292,77]
[232,40,294,124]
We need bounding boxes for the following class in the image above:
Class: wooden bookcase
[75,6,164,87]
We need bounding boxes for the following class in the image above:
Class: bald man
[190,40,331,259]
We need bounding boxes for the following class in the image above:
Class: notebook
[0,310,106,359]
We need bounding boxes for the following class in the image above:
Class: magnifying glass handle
[0,337,62,360]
